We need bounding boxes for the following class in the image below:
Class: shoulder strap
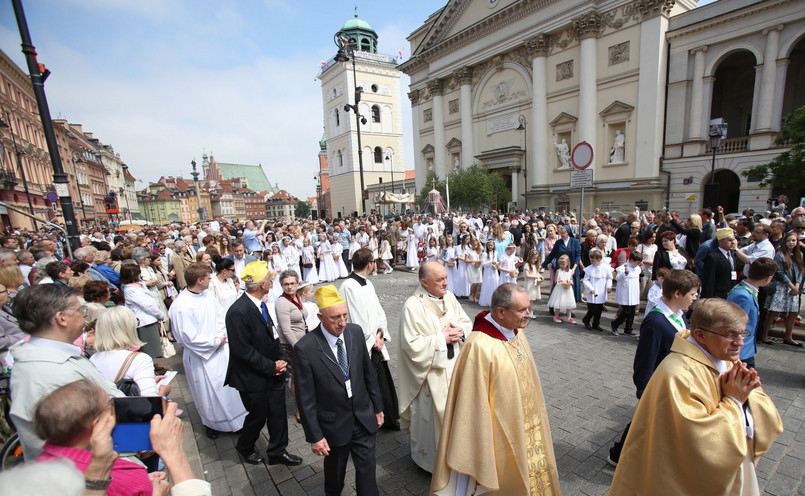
[114,352,140,383]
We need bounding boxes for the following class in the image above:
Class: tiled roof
[216,162,278,194]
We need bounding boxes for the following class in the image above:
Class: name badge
[730,271,737,281]
[345,379,353,398]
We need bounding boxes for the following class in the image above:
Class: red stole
[472,310,519,341]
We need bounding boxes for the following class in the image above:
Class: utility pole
[11,0,80,249]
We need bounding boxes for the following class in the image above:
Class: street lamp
[190,159,204,222]
[705,126,723,212]
[0,112,37,229]
[385,152,395,194]
[517,114,528,212]
[72,155,88,226]
[334,33,368,216]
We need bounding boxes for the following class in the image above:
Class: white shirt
[740,238,775,276]
[245,291,277,339]
[321,325,347,371]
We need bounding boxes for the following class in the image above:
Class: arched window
[371,105,380,123]
[335,108,340,127]
[711,51,757,138]
[361,39,371,52]
[336,150,343,168]
[374,146,383,163]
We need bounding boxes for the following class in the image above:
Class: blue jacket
[633,308,686,399]
[726,281,759,361]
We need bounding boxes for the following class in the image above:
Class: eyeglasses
[698,327,749,341]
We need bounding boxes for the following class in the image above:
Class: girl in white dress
[425,238,439,263]
[317,234,338,282]
[442,235,457,294]
[379,234,393,274]
[210,256,239,312]
[367,231,379,276]
[300,237,319,284]
[452,234,471,298]
[523,249,544,311]
[405,228,419,271]
[269,244,286,289]
[331,234,349,278]
[547,255,577,323]
[298,283,320,331]
[465,237,483,303]
[479,240,499,307]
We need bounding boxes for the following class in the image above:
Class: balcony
[718,137,749,154]
[0,169,18,189]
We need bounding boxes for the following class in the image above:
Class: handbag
[302,262,313,269]
[159,321,176,358]
[114,352,141,396]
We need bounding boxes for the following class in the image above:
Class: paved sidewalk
[168,270,805,495]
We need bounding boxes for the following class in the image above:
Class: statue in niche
[609,130,625,164]
[454,156,460,171]
[554,139,571,170]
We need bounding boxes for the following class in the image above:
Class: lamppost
[72,155,88,226]
[385,152,395,194]
[705,126,723,212]
[517,114,528,212]
[0,111,37,229]
[334,34,368,216]
[190,159,204,222]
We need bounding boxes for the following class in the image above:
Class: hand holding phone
[112,396,165,452]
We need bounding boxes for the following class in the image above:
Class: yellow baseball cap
[240,261,271,284]
[316,285,346,310]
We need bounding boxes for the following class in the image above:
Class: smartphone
[111,396,164,452]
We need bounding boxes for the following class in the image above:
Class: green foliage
[294,200,311,218]
[446,164,509,211]
[742,105,805,189]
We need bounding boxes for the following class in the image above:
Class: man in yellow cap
[701,227,738,299]
[293,284,384,496]
[224,261,302,466]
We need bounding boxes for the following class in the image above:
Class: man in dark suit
[225,241,258,290]
[701,228,739,299]
[294,285,384,496]
[225,261,302,466]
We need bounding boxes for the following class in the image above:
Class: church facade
[401,0,697,213]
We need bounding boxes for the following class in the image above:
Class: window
[336,150,343,168]
[335,108,340,127]
[371,105,380,123]
[374,146,383,163]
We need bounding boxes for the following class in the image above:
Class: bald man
[398,261,472,473]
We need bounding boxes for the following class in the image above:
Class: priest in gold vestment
[399,262,472,473]
[431,284,561,496]
[610,298,783,496]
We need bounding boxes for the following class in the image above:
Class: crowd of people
[0,196,800,495]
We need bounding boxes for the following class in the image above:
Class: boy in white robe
[611,251,643,336]
[582,249,612,331]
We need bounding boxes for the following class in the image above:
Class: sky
[0,0,442,200]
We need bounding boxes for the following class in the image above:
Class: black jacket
[293,324,382,447]
[224,293,286,393]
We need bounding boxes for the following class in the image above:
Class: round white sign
[571,142,594,170]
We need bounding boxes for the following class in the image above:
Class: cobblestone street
[166,269,805,495]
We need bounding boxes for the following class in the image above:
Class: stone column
[511,167,519,206]
[635,13,669,179]
[525,34,549,189]
[756,25,783,132]
[701,76,715,142]
[428,79,447,178]
[687,46,708,141]
[771,59,789,132]
[408,89,424,192]
[455,67,474,168]
[750,65,763,132]
[574,13,602,152]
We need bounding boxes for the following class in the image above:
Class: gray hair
[131,247,151,264]
[279,269,299,283]
[596,234,609,245]
[95,306,144,351]
[13,284,78,335]
[490,283,526,311]
[0,458,84,496]
[173,239,185,250]
[94,250,110,264]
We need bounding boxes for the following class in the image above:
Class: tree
[294,200,311,218]
[742,105,805,190]
[446,164,509,211]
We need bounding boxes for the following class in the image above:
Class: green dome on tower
[342,16,376,34]
[337,13,379,54]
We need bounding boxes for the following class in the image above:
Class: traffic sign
[570,169,593,189]
[46,191,58,202]
[571,142,593,170]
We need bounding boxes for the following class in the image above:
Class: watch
[85,477,113,491]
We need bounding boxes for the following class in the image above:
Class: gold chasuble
[610,331,783,496]
[431,311,561,496]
